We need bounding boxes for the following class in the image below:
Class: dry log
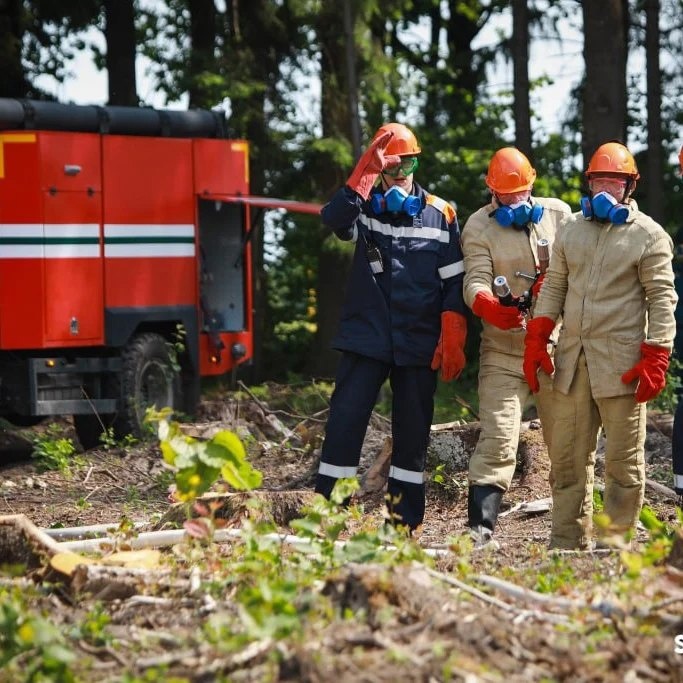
[322,563,449,626]
[71,563,190,601]
[427,419,548,475]
[645,478,679,502]
[667,528,683,571]
[360,436,392,493]
[0,514,63,567]
[155,489,315,528]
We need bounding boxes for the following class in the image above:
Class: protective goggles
[383,156,419,177]
[588,176,628,192]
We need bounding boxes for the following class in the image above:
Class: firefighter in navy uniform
[314,123,467,530]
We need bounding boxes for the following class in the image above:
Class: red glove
[471,291,524,330]
[531,273,544,298]
[621,343,670,403]
[431,311,467,381]
[346,131,402,200]
[523,316,555,393]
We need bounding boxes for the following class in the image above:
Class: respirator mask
[493,200,543,228]
[371,186,421,217]
[580,191,629,224]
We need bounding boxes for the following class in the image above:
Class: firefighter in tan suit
[524,141,677,549]
[462,147,571,546]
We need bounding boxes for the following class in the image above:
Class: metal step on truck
[0,98,320,448]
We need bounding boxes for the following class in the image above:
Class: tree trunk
[512,0,532,159]
[308,243,352,377]
[187,0,217,109]
[645,0,663,222]
[444,3,483,123]
[342,0,361,160]
[309,0,356,378]
[104,0,137,106]
[581,0,628,165]
[0,0,27,97]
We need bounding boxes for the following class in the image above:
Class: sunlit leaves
[148,411,261,504]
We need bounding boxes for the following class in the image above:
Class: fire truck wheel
[118,332,182,439]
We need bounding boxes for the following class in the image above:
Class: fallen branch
[237,380,313,422]
[58,525,449,558]
[423,566,568,624]
[473,574,625,618]
[645,478,678,501]
[42,521,147,540]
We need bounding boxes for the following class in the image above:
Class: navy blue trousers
[673,398,683,495]
[315,352,437,529]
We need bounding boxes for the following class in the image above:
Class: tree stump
[0,514,62,567]
[667,527,683,570]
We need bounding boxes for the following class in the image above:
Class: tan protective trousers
[549,352,646,549]
[469,362,554,491]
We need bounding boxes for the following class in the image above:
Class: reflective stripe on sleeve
[318,462,358,479]
[674,473,683,489]
[388,465,425,484]
[438,260,465,279]
[366,218,449,243]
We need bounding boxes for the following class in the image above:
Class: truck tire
[117,332,182,440]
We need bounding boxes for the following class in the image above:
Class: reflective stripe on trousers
[315,352,436,528]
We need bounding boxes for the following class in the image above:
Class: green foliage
[120,671,189,683]
[535,554,576,593]
[0,587,77,681]
[432,464,468,496]
[98,426,139,451]
[592,487,604,513]
[148,409,262,505]
[31,425,77,473]
[71,603,112,647]
[650,355,683,413]
[621,505,675,579]
[165,323,187,375]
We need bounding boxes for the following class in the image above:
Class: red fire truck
[0,98,320,448]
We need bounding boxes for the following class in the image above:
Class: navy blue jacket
[321,183,466,366]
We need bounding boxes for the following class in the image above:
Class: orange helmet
[372,122,421,156]
[485,147,536,193]
[586,142,640,179]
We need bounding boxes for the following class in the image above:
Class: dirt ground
[1,395,683,682]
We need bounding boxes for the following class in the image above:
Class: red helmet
[372,122,421,156]
[485,147,536,193]
[586,142,640,179]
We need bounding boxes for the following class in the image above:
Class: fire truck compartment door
[198,199,245,331]
[43,189,104,344]
[39,132,102,193]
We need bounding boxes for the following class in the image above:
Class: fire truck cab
[0,98,319,448]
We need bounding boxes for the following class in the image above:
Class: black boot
[468,485,504,548]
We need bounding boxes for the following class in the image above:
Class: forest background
[1,0,682,420]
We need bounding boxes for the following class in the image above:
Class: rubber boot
[467,484,504,549]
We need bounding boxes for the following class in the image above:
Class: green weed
[31,425,77,472]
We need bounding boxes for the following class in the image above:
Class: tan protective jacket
[462,197,572,371]
[534,201,677,398]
